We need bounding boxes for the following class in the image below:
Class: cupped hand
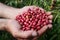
[18,6,53,40]
[6,19,35,38]
[0,19,37,39]
[0,5,53,40]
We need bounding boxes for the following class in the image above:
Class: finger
[23,6,37,10]
[37,25,48,36]
[49,20,52,23]
[48,15,53,19]
[22,6,35,10]
[32,31,37,37]
[46,12,51,15]
[47,24,52,29]
[16,30,33,38]
[21,6,37,13]
[39,7,44,11]
[46,12,53,19]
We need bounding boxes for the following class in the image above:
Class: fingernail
[48,15,53,19]
[32,31,37,37]
[46,12,51,15]
[49,20,52,23]
[47,24,52,29]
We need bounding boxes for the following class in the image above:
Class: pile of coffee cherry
[16,7,52,31]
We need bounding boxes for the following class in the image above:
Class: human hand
[6,19,37,38]
[16,6,53,40]
[0,19,37,39]
[0,4,38,40]
[0,3,53,40]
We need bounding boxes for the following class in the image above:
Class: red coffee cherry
[16,7,52,31]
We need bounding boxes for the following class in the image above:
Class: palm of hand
[3,6,53,40]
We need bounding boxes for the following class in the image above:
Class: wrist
[0,3,19,18]
[0,3,21,19]
[2,6,20,19]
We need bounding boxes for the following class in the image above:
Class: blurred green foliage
[0,0,60,40]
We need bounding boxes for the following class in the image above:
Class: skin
[0,3,53,40]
